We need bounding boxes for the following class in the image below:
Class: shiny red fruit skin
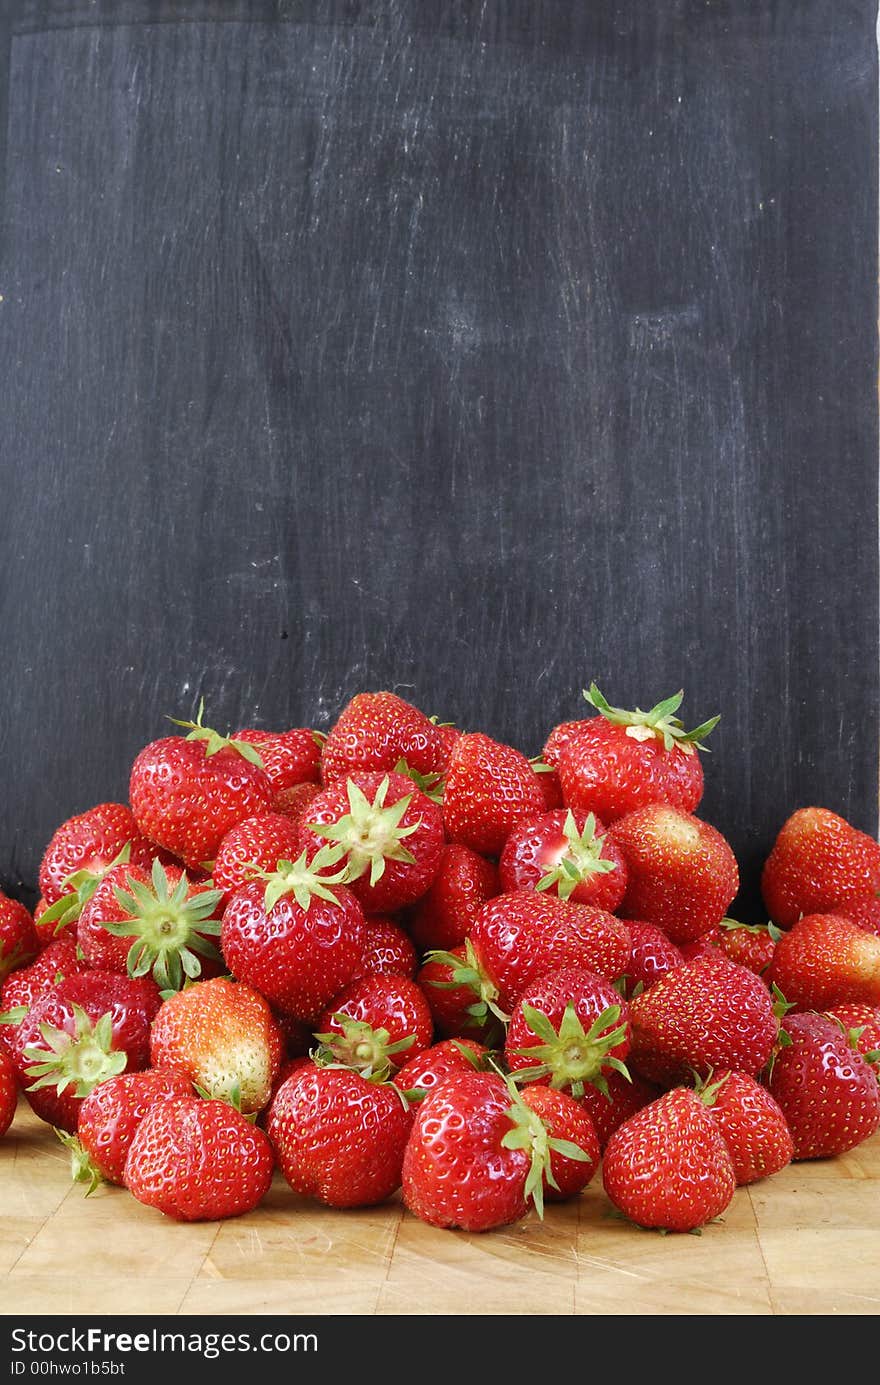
[769,913,880,1010]
[761,807,880,930]
[558,720,704,824]
[0,1051,17,1137]
[402,1071,530,1232]
[824,1004,880,1064]
[76,863,223,975]
[620,921,684,998]
[504,967,631,1085]
[416,950,495,1042]
[579,1069,661,1150]
[393,1039,487,1097]
[317,974,434,1068]
[470,892,631,1014]
[838,896,880,938]
[125,1096,274,1221]
[519,1085,600,1200]
[602,1088,736,1232]
[213,814,302,905]
[407,844,500,953]
[267,1063,413,1207]
[766,1012,880,1159]
[442,733,545,857]
[272,782,323,827]
[701,1071,793,1185]
[349,917,418,982]
[0,894,39,982]
[320,691,450,785]
[0,938,85,1025]
[77,1069,193,1184]
[629,953,778,1085]
[233,728,322,791]
[39,803,159,906]
[542,720,590,769]
[499,809,628,912]
[221,878,365,1023]
[710,922,776,976]
[129,737,274,869]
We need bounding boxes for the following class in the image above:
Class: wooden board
[1,1100,879,1316]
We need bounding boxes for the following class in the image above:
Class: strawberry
[824,1004,880,1069]
[610,804,739,944]
[618,921,684,998]
[0,1050,17,1137]
[232,727,323,791]
[602,1087,736,1232]
[125,1095,274,1221]
[316,974,434,1071]
[579,1069,661,1149]
[320,691,450,785]
[695,1070,793,1185]
[272,782,324,827]
[837,896,880,938]
[531,762,564,811]
[76,860,224,990]
[761,807,880,929]
[628,953,779,1084]
[7,971,159,1131]
[129,702,274,869]
[220,848,365,1021]
[542,720,588,770]
[32,898,58,949]
[0,937,85,1021]
[407,844,500,953]
[38,803,158,907]
[349,917,418,982]
[518,1084,600,1201]
[499,809,628,912]
[416,944,505,1044]
[267,1060,413,1208]
[698,918,779,976]
[0,893,39,982]
[212,813,302,905]
[62,1069,193,1190]
[766,1012,880,1159]
[403,1069,597,1229]
[300,772,444,912]
[556,684,718,823]
[392,1038,489,1097]
[768,913,880,1010]
[442,732,545,856]
[504,967,631,1096]
[149,976,283,1113]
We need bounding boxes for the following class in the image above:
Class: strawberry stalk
[306,776,422,888]
[536,810,617,900]
[168,699,266,768]
[313,1013,415,1084]
[104,859,224,993]
[583,683,719,753]
[511,1001,630,1098]
[23,1007,127,1098]
[499,1072,592,1220]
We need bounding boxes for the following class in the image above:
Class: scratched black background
[0,0,877,916]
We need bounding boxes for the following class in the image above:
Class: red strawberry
[76,860,224,989]
[611,804,739,944]
[39,803,158,907]
[824,1004,880,1069]
[267,1060,413,1208]
[220,848,365,1021]
[64,1069,193,1189]
[442,733,545,856]
[768,913,880,1010]
[403,1069,597,1229]
[392,1038,488,1098]
[213,813,302,905]
[272,782,323,827]
[542,720,587,770]
[556,684,718,824]
[0,894,39,982]
[8,972,159,1131]
[504,967,631,1096]
[618,921,684,998]
[579,1069,661,1150]
[129,703,274,869]
[316,974,434,1072]
[0,1050,17,1137]
[696,1070,793,1185]
[602,1087,736,1232]
[761,807,880,929]
[32,898,58,949]
[232,727,323,791]
[499,809,628,912]
[837,896,880,938]
[0,937,85,1021]
[320,691,450,785]
[531,763,564,811]
[698,918,779,976]
[407,844,500,954]
[150,976,283,1113]
[518,1084,601,1201]
[301,772,444,912]
[628,953,779,1084]
[766,1012,880,1159]
[349,917,418,982]
[125,1095,274,1221]
[416,944,506,1044]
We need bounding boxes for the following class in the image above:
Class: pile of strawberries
[1,684,879,1233]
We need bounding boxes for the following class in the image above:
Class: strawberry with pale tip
[761,806,880,929]
[768,913,880,1010]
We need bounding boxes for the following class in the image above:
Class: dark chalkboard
[1,0,877,918]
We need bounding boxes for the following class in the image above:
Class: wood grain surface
[1,1100,879,1316]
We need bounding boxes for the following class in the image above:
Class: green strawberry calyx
[105,858,224,993]
[510,1001,630,1099]
[306,776,422,888]
[255,845,349,913]
[38,843,133,939]
[499,1071,592,1221]
[692,1069,731,1108]
[536,811,617,901]
[23,1006,127,1099]
[423,940,510,1025]
[168,699,265,768]
[392,758,445,805]
[312,1012,415,1084]
[583,683,720,755]
[54,1128,106,1196]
